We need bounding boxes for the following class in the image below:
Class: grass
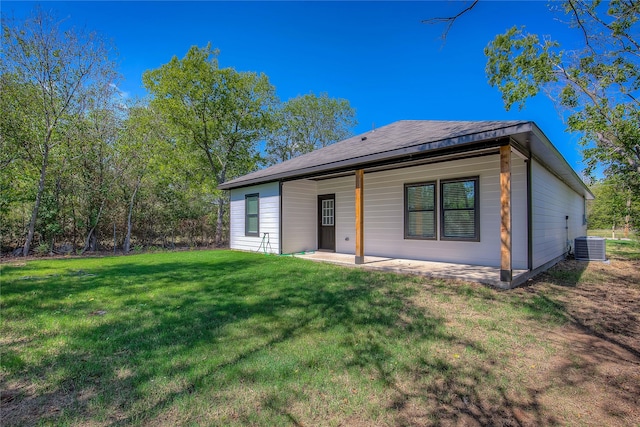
[603,238,640,260]
[1,245,639,426]
[586,229,640,260]
[587,228,638,241]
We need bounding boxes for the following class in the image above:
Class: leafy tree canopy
[266,92,357,165]
[143,44,279,245]
[1,6,119,255]
[484,0,639,191]
[143,44,278,184]
[588,176,639,234]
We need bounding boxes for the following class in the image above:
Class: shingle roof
[218,119,592,199]
[219,120,529,190]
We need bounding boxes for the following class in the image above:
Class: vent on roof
[574,236,606,261]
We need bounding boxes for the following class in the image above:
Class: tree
[588,177,639,237]
[1,7,119,255]
[265,92,357,165]
[0,75,38,248]
[116,104,167,253]
[73,105,121,253]
[143,44,277,246]
[483,0,639,192]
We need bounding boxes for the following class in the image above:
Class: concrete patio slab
[294,252,530,288]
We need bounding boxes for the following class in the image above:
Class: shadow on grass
[3,252,449,425]
[506,257,640,424]
[525,258,640,359]
[606,239,640,261]
[2,250,625,426]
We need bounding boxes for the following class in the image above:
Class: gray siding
[229,182,280,254]
[531,160,586,268]
[282,180,317,253]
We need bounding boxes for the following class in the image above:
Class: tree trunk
[82,199,106,254]
[23,145,50,256]
[123,177,141,254]
[50,175,62,254]
[72,202,78,251]
[215,196,225,247]
[624,196,631,238]
[82,228,95,253]
[214,166,228,247]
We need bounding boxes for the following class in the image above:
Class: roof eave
[218,121,534,190]
[528,123,594,200]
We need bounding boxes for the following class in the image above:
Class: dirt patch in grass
[376,256,640,427]
[531,258,640,357]
[499,258,640,427]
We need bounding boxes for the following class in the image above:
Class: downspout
[279,180,283,255]
[565,215,571,256]
[527,155,533,271]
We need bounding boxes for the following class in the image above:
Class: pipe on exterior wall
[278,181,283,255]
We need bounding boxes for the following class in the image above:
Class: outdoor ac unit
[574,236,606,261]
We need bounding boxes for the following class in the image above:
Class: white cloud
[110,83,130,99]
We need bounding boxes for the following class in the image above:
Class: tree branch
[567,0,596,54]
[421,0,479,41]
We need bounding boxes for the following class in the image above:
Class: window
[405,182,436,239]
[321,199,334,226]
[441,177,479,241]
[245,194,259,236]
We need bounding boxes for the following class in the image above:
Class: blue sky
[5,1,587,174]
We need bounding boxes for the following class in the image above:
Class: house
[218,120,593,288]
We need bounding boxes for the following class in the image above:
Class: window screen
[441,177,479,241]
[405,182,436,239]
[245,194,259,236]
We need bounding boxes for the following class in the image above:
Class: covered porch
[223,121,592,290]
[294,251,531,289]
[280,143,524,288]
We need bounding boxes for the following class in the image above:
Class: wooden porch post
[355,169,364,264]
[500,145,512,282]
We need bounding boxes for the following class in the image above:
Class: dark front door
[318,194,335,251]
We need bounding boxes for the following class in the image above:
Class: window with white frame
[321,199,334,226]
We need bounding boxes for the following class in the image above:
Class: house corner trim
[355,169,364,264]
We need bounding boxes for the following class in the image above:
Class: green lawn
[587,228,638,241]
[585,231,640,260]
[1,247,638,426]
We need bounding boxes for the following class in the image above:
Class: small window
[441,177,479,241]
[321,199,334,226]
[245,194,259,236]
[405,182,436,239]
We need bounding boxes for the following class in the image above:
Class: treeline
[588,177,640,236]
[0,8,357,256]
